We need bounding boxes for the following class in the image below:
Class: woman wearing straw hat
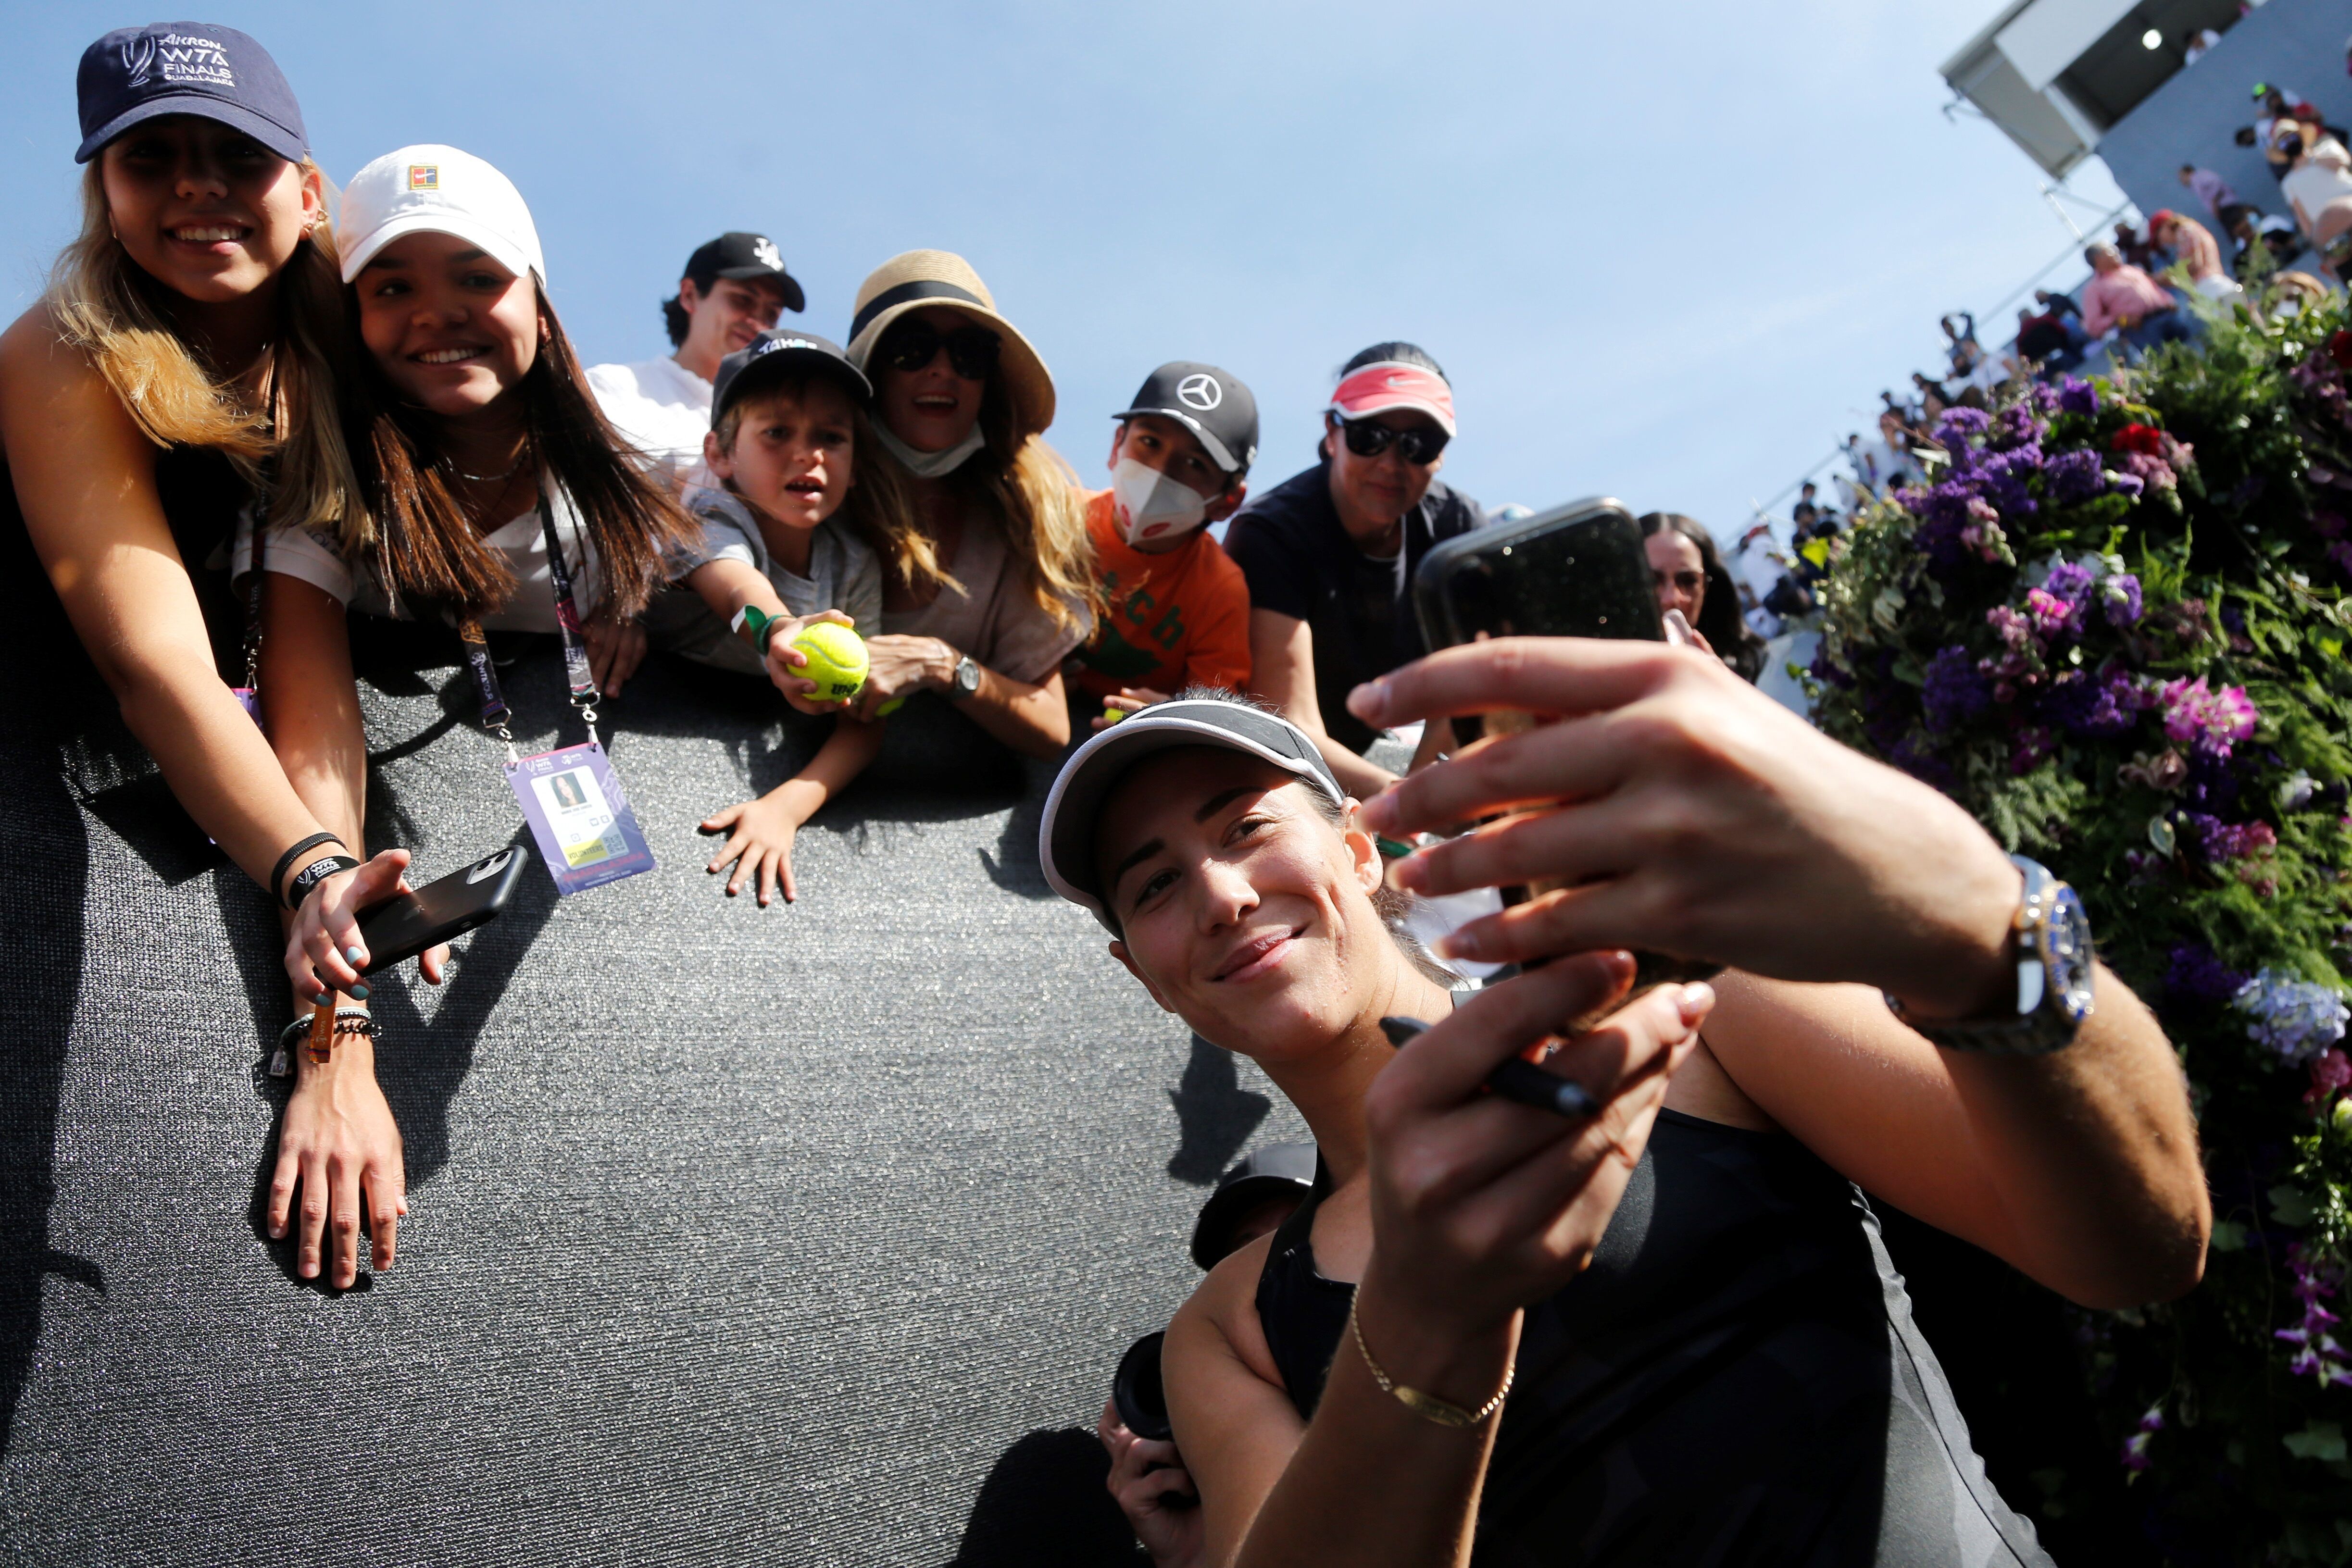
[842,251,1094,758]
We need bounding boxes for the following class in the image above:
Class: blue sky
[1,1,2128,541]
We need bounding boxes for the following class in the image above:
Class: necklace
[444,445,528,486]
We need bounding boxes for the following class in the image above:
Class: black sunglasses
[879,318,1001,381]
[1336,414,1450,465]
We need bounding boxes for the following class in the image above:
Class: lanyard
[239,485,270,693]
[458,484,602,761]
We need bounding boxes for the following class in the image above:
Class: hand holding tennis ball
[789,622,869,704]
[756,609,860,714]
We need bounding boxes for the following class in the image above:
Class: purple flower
[2160,678,2259,757]
[1922,646,1992,733]
[2042,560,2097,604]
[2044,448,2106,505]
[2164,942,2247,1014]
[2040,667,2142,738]
[2058,376,2099,415]
[2106,469,2146,501]
[2030,382,2063,415]
[1934,407,1991,446]
[2008,725,2056,774]
[2234,968,2349,1063]
[2102,573,2143,627]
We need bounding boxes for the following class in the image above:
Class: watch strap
[1886,855,2089,1056]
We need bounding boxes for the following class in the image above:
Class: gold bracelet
[1347,1295,1513,1430]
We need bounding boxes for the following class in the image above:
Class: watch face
[2040,884,2095,1022]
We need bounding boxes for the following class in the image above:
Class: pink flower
[2159,678,2258,757]
[2306,1048,2352,1107]
[1986,604,2035,651]
[2025,588,2077,638]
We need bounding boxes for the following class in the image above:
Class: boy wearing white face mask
[1071,362,1258,730]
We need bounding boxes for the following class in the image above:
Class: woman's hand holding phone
[285,847,449,1002]
[1344,638,2021,1018]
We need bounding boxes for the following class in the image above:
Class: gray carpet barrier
[0,611,1310,1566]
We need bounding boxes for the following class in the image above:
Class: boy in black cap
[588,232,804,493]
[1071,362,1259,731]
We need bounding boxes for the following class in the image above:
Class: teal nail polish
[348,983,370,1001]
[343,946,365,966]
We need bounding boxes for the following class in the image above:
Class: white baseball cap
[338,144,545,287]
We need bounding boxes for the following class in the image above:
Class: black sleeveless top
[0,445,250,819]
[1254,1110,2053,1567]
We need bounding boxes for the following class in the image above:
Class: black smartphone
[1411,497,1719,990]
[354,846,529,974]
[1412,496,1663,651]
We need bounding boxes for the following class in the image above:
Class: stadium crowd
[0,24,2217,1567]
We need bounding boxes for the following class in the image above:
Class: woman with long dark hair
[235,144,691,1287]
[1638,511,1765,680]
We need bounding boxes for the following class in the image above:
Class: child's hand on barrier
[701,794,805,906]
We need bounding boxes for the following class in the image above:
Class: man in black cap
[588,232,805,493]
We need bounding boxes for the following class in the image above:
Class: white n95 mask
[1111,457,1213,547]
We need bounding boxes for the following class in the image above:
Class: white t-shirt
[587,356,714,493]
[2285,153,2352,237]
[231,490,605,634]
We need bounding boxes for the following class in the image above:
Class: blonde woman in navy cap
[0,25,454,1284]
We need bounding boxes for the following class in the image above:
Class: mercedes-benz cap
[710,330,872,430]
[686,232,806,315]
[1039,696,1344,931]
[76,22,307,165]
[1191,1142,1318,1269]
[1114,362,1259,475]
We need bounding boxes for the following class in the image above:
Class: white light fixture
[2142,27,2163,48]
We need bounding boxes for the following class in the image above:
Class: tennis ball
[788,622,868,703]
[876,696,907,717]
[1102,705,1128,724]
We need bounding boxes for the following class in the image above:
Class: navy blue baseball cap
[75,23,308,165]
[710,330,873,430]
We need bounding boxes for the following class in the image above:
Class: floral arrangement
[1808,298,2352,1558]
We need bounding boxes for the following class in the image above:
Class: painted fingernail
[1679,983,1716,1020]
[347,983,370,1001]
[344,946,365,966]
[308,991,331,1008]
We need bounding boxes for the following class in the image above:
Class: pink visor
[1329,361,1456,436]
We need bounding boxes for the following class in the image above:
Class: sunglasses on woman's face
[880,318,1001,381]
[1337,415,1450,465]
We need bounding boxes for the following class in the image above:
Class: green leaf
[2284,1422,2347,1463]
[2208,1219,2247,1252]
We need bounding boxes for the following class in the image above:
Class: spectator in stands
[2182,27,2221,65]
[1224,344,1484,798]
[2112,218,2155,270]
[2080,243,2194,356]
[0,27,467,1291]
[1071,362,1258,731]
[1789,481,1819,531]
[2228,207,2305,275]
[2281,131,2352,281]
[653,332,907,907]
[1639,512,1764,681]
[1909,371,1951,424]
[235,145,691,1287]
[2147,209,2240,299]
[587,233,802,495]
[841,250,1093,756]
[1938,312,1980,380]
[2179,162,2239,221]
[1038,678,2204,1568]
[2015,303,2091,373]
[2033,287,2080,320]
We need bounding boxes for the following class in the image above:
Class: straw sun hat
[845,250,1056,436]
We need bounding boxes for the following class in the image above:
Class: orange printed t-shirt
[1072,489,1252,701]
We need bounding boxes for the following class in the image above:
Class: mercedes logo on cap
[1177,373,1223,411]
